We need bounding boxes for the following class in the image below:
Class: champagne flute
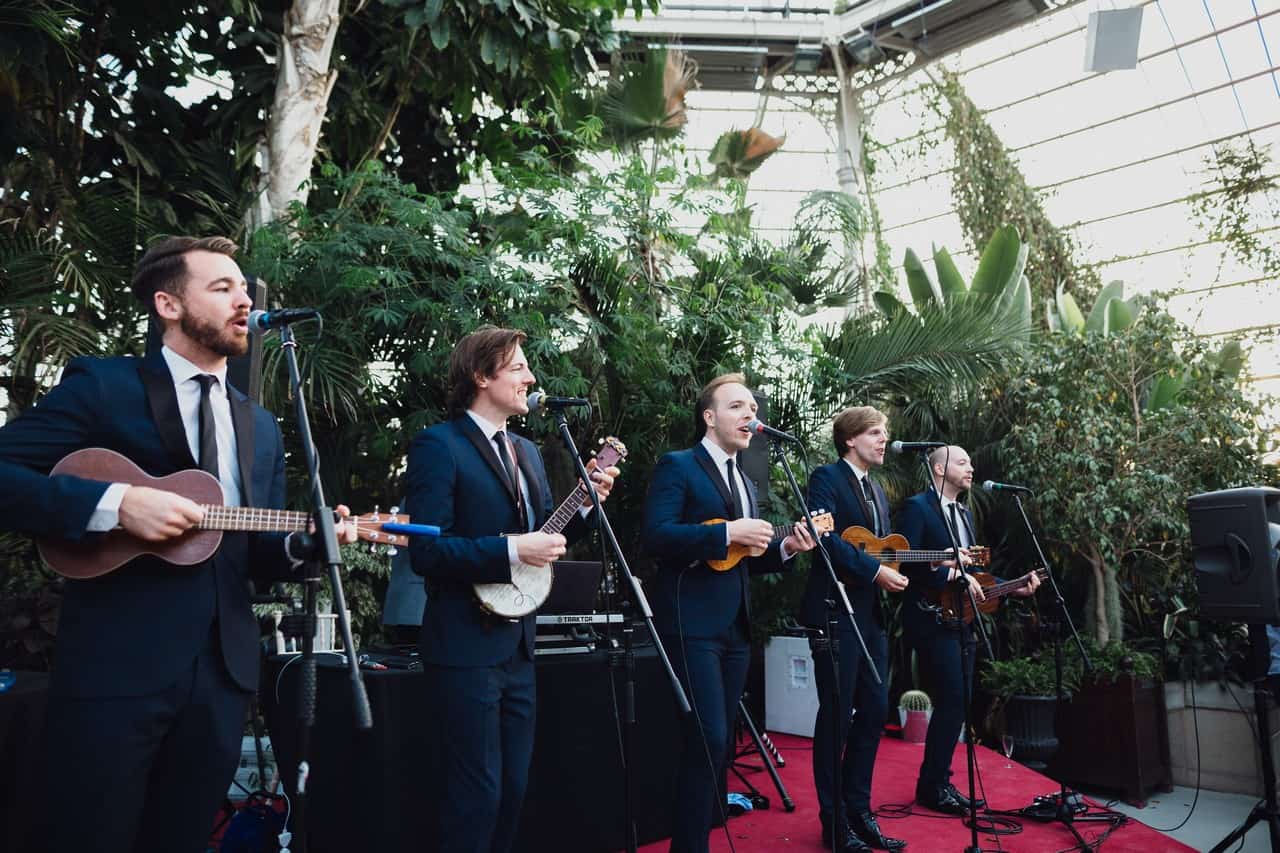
[1001,734,1015,768]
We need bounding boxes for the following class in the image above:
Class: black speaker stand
[1209,624,1280,853]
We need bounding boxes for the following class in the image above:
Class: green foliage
[1189,139,1280,281]
[1000,305,1276,645]
[982,653,1075,698]
[927,71,1101,316]
[875,225,1033,339]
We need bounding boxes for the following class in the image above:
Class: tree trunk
[248,0,341,228]
[1086,549,1109,645]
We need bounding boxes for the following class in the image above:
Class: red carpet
[637,733,1195,852]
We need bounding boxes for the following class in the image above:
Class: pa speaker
[1188,487,1280,624]
[1085,8,1143,72]
[145,273,267,404]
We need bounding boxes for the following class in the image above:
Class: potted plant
[982,654,1073,770]
[1049,640,1171,804]
[898,689,932,743]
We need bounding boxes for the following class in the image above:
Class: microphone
[982,480,1034,495]
[889,440,948,454]
[526,391,590,413]
[247,307,320,333]
[746,419,799,443]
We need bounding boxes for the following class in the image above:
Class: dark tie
[194,374,220,478]
[494,430,528,530]
[725,458,744,520]
[860,476,881,536]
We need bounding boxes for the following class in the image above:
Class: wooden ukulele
[704,511,834,571]
[38,447,421,580]
[838,525,990,575]
[928,568,1049,623]
[474,436,628,619]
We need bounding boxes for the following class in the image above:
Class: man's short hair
[694,372,747,436]
[131,236,238,313]
[928,445,963,472]
[832,406,888,457]
[446,326,528,417]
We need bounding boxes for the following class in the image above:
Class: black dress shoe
[821,819,874,852]
[914,783,967,816]
[850,811,906,851]
[944,782,986,810]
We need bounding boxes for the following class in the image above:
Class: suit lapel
[457,415,520,508]
[742,472,758,519]
[227,385,255,507]
[693,443,735,518]
[138,350,197,471]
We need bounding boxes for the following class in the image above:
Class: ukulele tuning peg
[386,546,398,557]
[390,505,400,515]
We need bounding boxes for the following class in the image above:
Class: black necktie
[725,458,744,520]
[860,476,881,536]
[194,374,220,478]
[494,430,528,530]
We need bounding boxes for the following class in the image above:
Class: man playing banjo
[403,326,619,853]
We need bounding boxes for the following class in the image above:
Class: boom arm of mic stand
[1012,494,1092,672]
[773,443,879,684]
[551,413,691,714]
[916,451,994,660]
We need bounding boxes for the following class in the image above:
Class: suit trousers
[423,651,536,853]
[663,620,750,853]
[42,629,250,853]
[811,620,889,819]
[904,600,975,788]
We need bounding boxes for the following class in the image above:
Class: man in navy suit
[643,372,816,853]
[801,406,907,852]
[0,236,357,853]
[404,326,618,853]
[897,445,1038,814]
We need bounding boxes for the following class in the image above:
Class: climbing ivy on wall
[926,70,1102,314]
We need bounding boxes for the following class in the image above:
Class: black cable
[1147,677,1204,833]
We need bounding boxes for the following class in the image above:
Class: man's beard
[179,310,248,358]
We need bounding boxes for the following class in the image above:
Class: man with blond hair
[644,373,816,853]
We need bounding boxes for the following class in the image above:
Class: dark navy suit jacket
[799,461,888,629]
[405,415,586,666]
[896,491,977,608]
[643,443,785,641]
[0,350,291,697]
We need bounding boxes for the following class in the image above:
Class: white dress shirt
[700,436,795,561]
[88,346,243,532]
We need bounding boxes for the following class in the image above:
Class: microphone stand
[914,450,989,853]
[771,437,878,851]
[276,322,372,853]
[1010,492,1092,850]
[549,409,690,853]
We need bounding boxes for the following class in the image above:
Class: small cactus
[899,689,932,712]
